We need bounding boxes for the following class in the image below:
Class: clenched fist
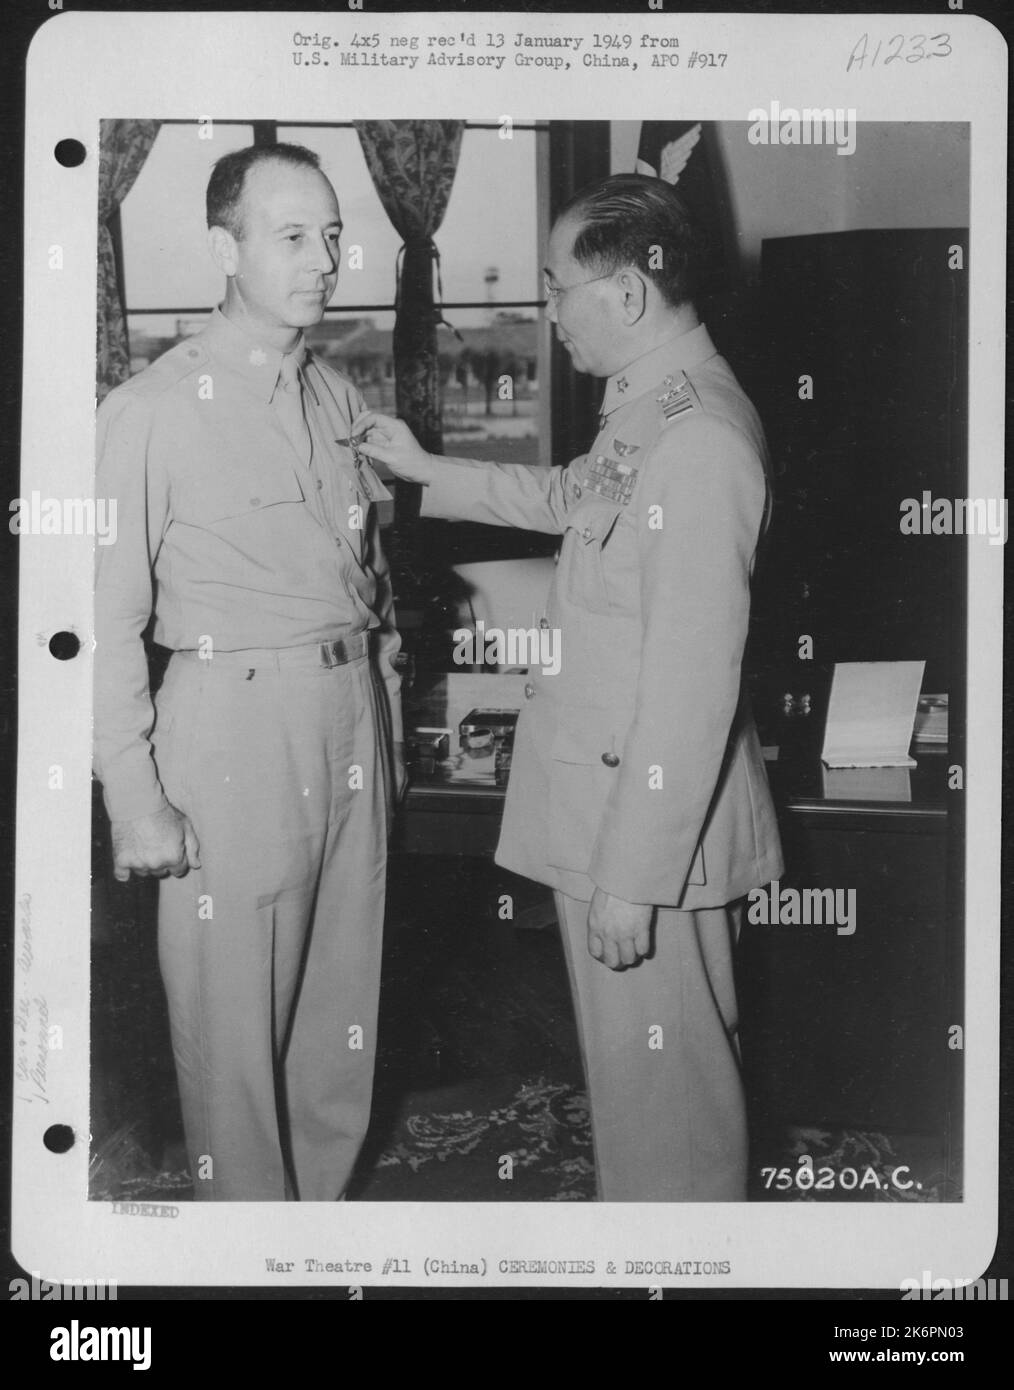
[111,803,201,883]
[588,888,653,969]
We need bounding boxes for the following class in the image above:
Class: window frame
[120,119,607,473]
[122,119,550,319]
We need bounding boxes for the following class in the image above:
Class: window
[121,120,549,470]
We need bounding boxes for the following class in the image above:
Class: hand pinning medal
[336,426,394,502]
[335,432,368,470]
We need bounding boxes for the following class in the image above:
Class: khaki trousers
[152,648,389,1201]
[553,892,747,1201]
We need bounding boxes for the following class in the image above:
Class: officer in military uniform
[94,144,403,1200]
[361,173,783,1201]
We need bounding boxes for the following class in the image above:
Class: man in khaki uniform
[362,173,783,1201]
[94,144,403,1200]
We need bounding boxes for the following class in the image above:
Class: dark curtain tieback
[394,239,463,340]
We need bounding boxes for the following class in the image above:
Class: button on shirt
[94,308,402,822]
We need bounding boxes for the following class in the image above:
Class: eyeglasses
[543,272,615,304]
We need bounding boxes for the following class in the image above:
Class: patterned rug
[89,1088,953,1204]
[750,1125,959,1203]
[354,1077,596,1201]
[89,1128,194,1205]
[89,1076,596,1203]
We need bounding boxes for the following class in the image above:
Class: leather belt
[176,631,372,673]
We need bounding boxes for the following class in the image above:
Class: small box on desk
[404,674,527,791]
[407,672,529,736]
[458,709,519,747]
[912,694,949,748]
[459,710,519,788]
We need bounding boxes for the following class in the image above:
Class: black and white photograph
[11,6,1006,1303]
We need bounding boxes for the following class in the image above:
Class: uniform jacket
[421,324,784,908]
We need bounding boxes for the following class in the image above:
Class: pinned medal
[335,435,394,502]
[612,439,641,458]
[335,433,368,468]
[656,371,698,422]
[586,453,639,505]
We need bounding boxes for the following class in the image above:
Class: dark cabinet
[738,759,959,1150]
[748,228,968,721]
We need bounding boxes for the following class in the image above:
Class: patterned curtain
[97,119,161,402]
[353,120,464,457]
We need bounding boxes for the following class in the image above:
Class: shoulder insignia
[160,339,208,373]
[122,338,209,399]
[656,370,700,422]
[139,341,208,391]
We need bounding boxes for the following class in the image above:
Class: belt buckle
[320,639,346,668]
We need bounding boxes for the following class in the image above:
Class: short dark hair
[558,173,705,309]
[206,143,324,238]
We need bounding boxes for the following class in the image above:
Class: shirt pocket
[560,497,623,616]
[174,465,306,527]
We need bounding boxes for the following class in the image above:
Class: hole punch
[54,139,86,168]
[48,631,80,661]
[43,1124,75,1154]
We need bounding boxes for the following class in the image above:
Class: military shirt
[420,324,783,907]
[94,308,402,823]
